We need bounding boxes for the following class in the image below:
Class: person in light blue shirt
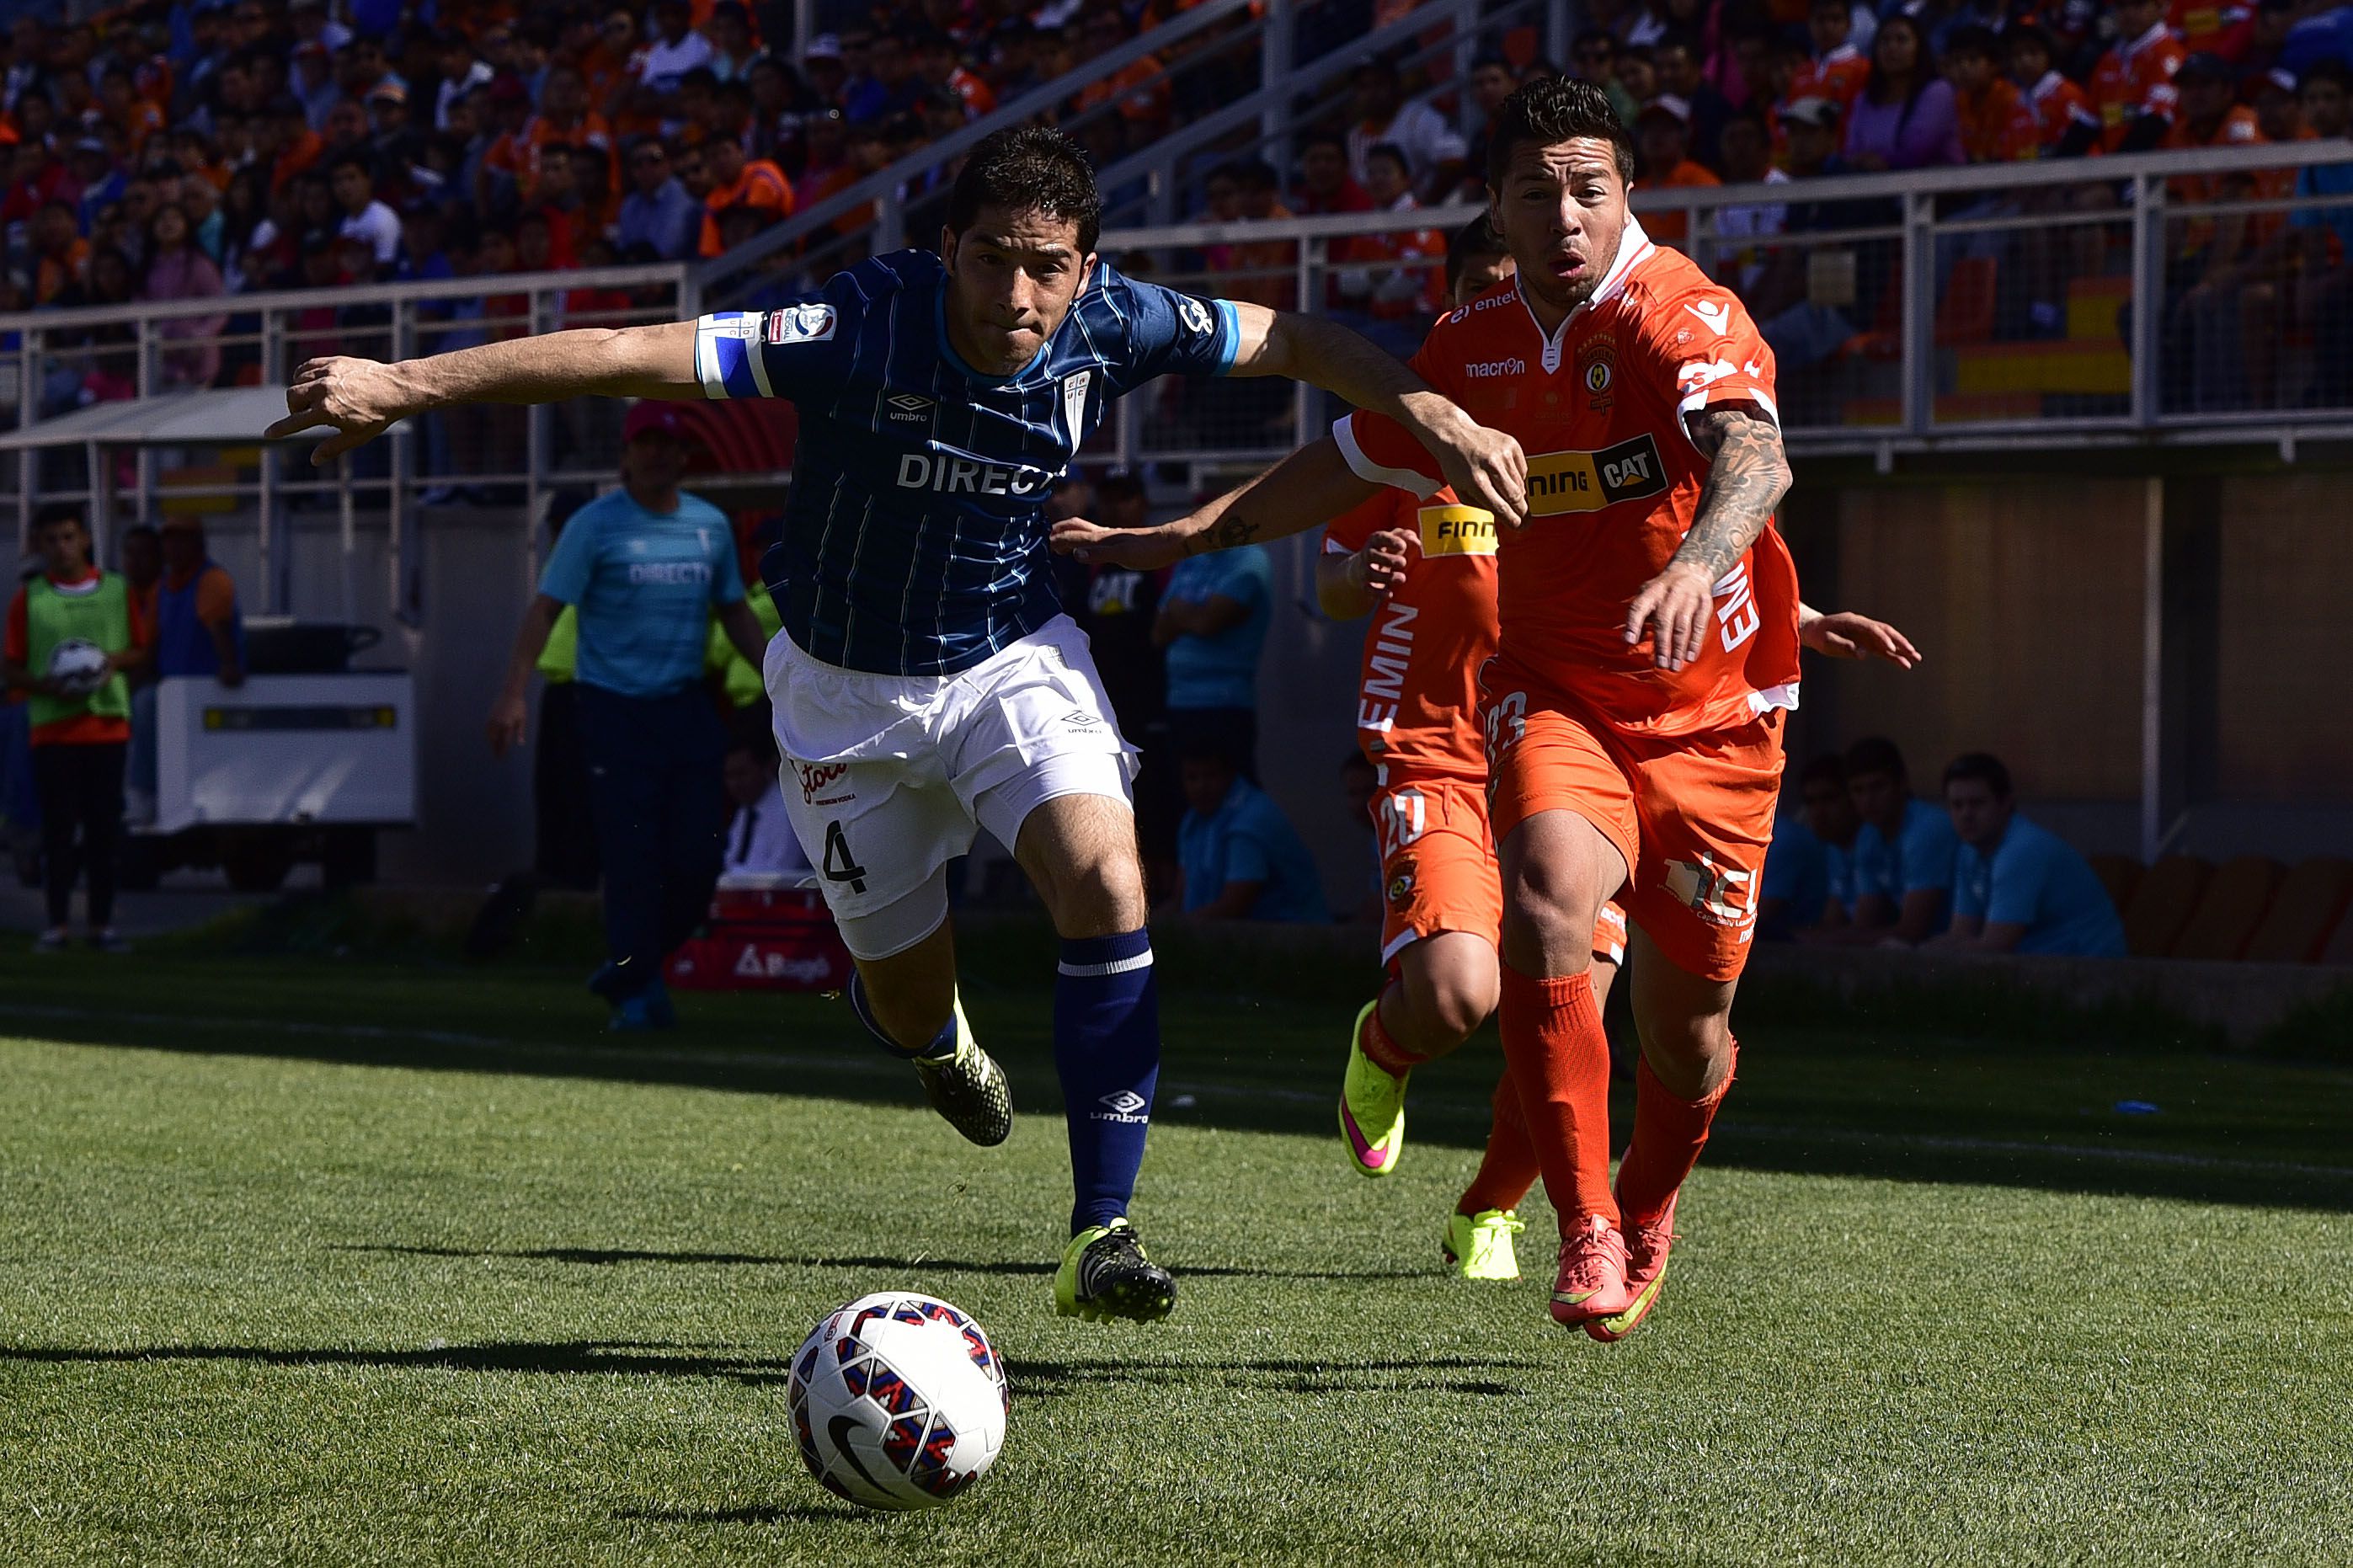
[1839,734,1958,944]
[1176,739,1328,923]
[488,402,771,1030]
[1929,751,2126,957]
[1156,541,1273,780]
[1759,752,1864,939]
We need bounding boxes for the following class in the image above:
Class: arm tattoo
[1671,405,1792,583]
[1187,513,1263,555]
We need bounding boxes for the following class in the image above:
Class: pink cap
[623,401,691,441]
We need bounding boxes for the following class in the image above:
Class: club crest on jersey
[885,392,933,424]
[765,304,836,344]
[1061,371,1091,440]
[1576,335,1617,413]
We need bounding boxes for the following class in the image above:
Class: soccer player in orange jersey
[1321,219,1918,1288]
[1057,77,1811,1338]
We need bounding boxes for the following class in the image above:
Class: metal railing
[1085,140,2353,471]
[6,138,2351,549]
[0,259,691,613]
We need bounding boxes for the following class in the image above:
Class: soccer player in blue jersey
[271,127,1526,1324]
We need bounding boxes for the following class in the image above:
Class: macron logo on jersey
[1684,300,1731,333]
[1464,358,1526,379]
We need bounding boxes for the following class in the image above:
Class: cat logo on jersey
[1523,435,1669,517]
[1417,504,1497,557]
[1576,335,1616,413]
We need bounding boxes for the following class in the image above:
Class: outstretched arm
[1053,437,1380,571]
[1223,304,1526,528]
[1798,603,1920,668]
[1624,403,1793,672]
[267,320,702,466]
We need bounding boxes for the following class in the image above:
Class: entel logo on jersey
[798,762,852,807]
[1464,358,1526,379]
[896,452,1054,496]
[766,304,836,344]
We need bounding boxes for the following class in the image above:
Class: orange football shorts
[1374,773,1632,972]
[1480,656,1785,983]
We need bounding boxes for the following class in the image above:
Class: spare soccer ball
[45,638,109,698]
[787,1291,1008,1510]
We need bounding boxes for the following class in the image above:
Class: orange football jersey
[1338,218,1801,740]
[1323,483,1500,783]
[2024,70,2099,154]
[2090,24,2185,151]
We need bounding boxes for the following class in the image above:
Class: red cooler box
[666,882,854,992]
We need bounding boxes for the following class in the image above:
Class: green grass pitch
[1,941,2348,1566]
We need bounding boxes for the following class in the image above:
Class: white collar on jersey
[1514,213,1656,374]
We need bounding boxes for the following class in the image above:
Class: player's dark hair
[2302,59,2353,91]
[34,500,86,532]
[2007,22,2054,58]
[1179,733,1241,771]
[947,125,1102,253]
[1943,752,2014,798]
[1488,75,1635,189]
[1471,52,1513,74]
[1843,735,1908,785]
[1800,752,1847,791]
[1299,129,1348,159]
[1444,214,1507,295]
[1236,158,1279,192]
[1096,472,1145,500]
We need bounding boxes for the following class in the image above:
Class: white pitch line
[6,1001,2350,1184]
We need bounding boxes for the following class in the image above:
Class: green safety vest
[538,605,580,684]
[25,572,131,732]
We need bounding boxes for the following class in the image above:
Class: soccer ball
[787,1291,1009,1510]
[45,638,109,697]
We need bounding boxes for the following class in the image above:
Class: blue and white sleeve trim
[1211,298,1243,376]
[693,311,769,400]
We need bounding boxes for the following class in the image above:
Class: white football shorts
[766,615,1139,961]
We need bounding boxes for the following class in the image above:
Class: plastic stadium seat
[2088,853,2143,916]
[2169,856,2286,962]
[2121,855,2213,957]
[2244,857,2353,965]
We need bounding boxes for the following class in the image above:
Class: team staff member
[488,403,771,1030]
[1060,78,1808,1341]
[3,504,154,954]
[153,516,246,686]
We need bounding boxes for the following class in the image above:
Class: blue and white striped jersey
[694,248,1241,676]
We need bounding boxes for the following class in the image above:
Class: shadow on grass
[0,1340,1528,1400]
[334,1243,1430,1282]
[616,1504,876,1527]
[4,952,2350,1213]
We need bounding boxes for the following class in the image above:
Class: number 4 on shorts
[822,820,868,895]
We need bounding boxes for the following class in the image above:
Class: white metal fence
[3,139,2350,545]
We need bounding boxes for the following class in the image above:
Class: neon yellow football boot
[1053,1219,1176,1323]
[1442,1208,1526,1281]
[1337,1000,1408,1177]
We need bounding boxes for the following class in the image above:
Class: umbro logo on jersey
[885,392,933,423]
